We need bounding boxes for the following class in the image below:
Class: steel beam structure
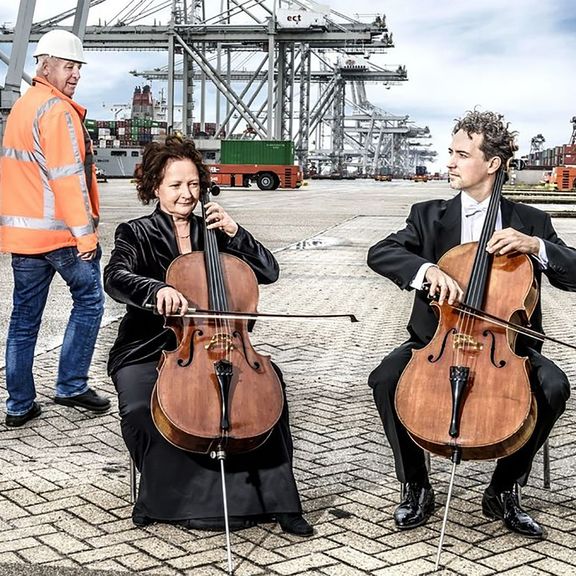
[1,0,36,114]
[1,0,435,175]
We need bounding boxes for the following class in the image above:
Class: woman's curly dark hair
[453,110,518,165]
[134,134,212,204]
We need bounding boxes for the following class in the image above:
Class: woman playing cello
[104,135,312,536]
[367,110,576,538]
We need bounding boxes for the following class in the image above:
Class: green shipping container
[220,140,294,165]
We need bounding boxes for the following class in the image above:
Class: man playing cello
[367,110,576,537]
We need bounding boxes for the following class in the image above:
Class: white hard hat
[33,29,87,64]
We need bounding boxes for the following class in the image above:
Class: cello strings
[453,168,504,375]
[203,193,232,364]
[470,168,504,345]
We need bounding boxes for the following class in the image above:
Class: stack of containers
[85,118,98,145]
[527,151,541,166]
[84,118,168,149]
[555,146,564,166]
[192,122,218,137]
[561,144,576,166]
[529,144,576,167]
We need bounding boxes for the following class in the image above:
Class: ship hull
[93,147,142,178]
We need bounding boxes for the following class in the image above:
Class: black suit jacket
[367,193,576,351]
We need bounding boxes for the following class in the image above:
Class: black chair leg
[543,438,550,489]
[130,456,137,503]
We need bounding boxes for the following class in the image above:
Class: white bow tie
[463,204,488,218]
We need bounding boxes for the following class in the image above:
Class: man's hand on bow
[487,228,540,256]
[424,266,464,306]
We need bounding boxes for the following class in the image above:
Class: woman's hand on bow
[156,286,189,316]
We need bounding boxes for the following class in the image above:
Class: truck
[374,167,393,182]
[209,140,303,191]
[412,165,428,182]
[548,166,576,191]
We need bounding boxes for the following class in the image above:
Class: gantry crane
[0,0,435,176]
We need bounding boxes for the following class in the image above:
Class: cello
[394,160,538,567]
[150,185,284,573]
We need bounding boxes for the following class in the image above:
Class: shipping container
[220,140,294,165]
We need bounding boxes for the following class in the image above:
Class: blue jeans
[5,246,105,416]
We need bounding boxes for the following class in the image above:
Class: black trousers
[113,361,302,523]
[369,341,570,489]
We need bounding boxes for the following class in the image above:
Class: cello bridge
[453,333,483,352]
[205,333,235,352]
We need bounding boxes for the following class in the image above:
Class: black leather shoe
[54,388,110,413]
[394,483,435,529]
[132,515,153,527]
[276,513,314,536]
[133,515,256,531]
[482,485,543,538]
[178,517,256,532]
[5,402,42,427]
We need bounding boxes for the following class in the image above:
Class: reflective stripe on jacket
[0,76,99,255]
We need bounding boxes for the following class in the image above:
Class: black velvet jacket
[104,205,279,375]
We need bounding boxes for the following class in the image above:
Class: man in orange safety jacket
[0,29,110,427]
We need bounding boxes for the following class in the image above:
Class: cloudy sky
[1,0,575,171]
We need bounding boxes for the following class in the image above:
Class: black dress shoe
[132,515,153,527]
[276,513,314,536]
[394,483,435,529]
[133,515,256,531]
[54,388,110,413]
[482,485,544,538]
[5,402,42,427]
[177,517,256,532]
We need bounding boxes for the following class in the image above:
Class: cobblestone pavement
[1,180,576,575]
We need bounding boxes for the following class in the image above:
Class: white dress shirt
[460,192,502,244]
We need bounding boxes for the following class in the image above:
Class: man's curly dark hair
[134,134,212,205]
[453,110,518,165]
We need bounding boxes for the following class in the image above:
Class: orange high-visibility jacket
[0,76,99,255]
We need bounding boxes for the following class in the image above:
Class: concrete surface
[1,179,576,575]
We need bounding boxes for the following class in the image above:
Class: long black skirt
[113,361,303,524]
